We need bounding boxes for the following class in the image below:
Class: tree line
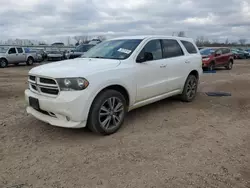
[173,31,249,47]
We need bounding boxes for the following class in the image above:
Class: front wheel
[180,75,198,102]
[87,90,127,135]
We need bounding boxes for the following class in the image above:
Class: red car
[200,47,234,70]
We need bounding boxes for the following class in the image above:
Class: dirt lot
[0,60,250,188]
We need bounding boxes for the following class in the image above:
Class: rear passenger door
[214,48,224,66]
[16,47,26,62]
[221,48,230,65]
[161,39,189,91]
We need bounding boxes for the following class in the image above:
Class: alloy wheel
[98,97,125,130]
[0,60,6,67]
[186,77,197,99]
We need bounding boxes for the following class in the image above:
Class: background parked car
[200,47,234,70]
[29,50,44,63]
[47,50,64,61]
[0,46,38,68]
[231,49,243,59]
[32,49,47,60]
[232,48,250,59]
[68,44,95,59]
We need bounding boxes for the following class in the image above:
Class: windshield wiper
[90,56,105,58]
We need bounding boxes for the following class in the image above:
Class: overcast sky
[0,0,250,44]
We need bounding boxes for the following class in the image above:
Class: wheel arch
[188,69,199,80]
[93,84,130,107]
[0,57,8,63]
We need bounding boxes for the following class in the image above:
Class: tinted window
[137,40,162,61]
[8,48,16,54]
[162,39,184,58]
[222,48,230,54]
[215,49,222,54]
[181,40,197,54]
[17,48,23,53]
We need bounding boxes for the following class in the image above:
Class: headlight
[203,58,210,61]
[56,77,89,91]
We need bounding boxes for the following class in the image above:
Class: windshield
[0,47,9,53]
[200,48,215,55]
[75,44,94,52]
[82,39,143,60]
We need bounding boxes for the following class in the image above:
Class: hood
[29,58,121,78]
[202,55,212,58]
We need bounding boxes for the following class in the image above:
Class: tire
[87,90,127,135]
[180,74,198,102]
[26,57,34,66]
[0,58,8,68]
[208,62,215,71]
[225,60,233,70]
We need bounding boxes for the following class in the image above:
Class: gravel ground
[0,60,250,188]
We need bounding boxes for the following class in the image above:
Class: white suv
[25,36,202,135]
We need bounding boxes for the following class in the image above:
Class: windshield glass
[75,44,94,52]
[0,47,9,53]
[200,48,215,55]
[82,39,143,60]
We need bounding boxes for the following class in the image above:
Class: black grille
[31,85,37,91]
[40,78,56,85]
[29,75,36,81]
[40,88,59,95]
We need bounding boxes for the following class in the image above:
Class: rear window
[162,39,184,58]
[222,48,230,54]
[181,40,197,54]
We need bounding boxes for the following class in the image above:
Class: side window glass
[17,48,23,53]
[162,39,184,58]
[8,48,17,54]
[139,40,163,61]
[216,49,222,54]
[180,40,197,54]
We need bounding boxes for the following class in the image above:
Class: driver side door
[135,39,169,102]
[7,47,18,63]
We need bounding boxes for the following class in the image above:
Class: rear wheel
[180,75,198,102]
[26,57,34,66]
[225,60,233,70]
[0,58,8,68]
[87,90,127,135]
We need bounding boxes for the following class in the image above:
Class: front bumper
[25,89,92,128]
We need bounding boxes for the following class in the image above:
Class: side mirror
[136,52,153,63]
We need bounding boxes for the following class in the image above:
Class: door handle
[185,60,190,64]
[16,54,18,56]
[160,64,167,68]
